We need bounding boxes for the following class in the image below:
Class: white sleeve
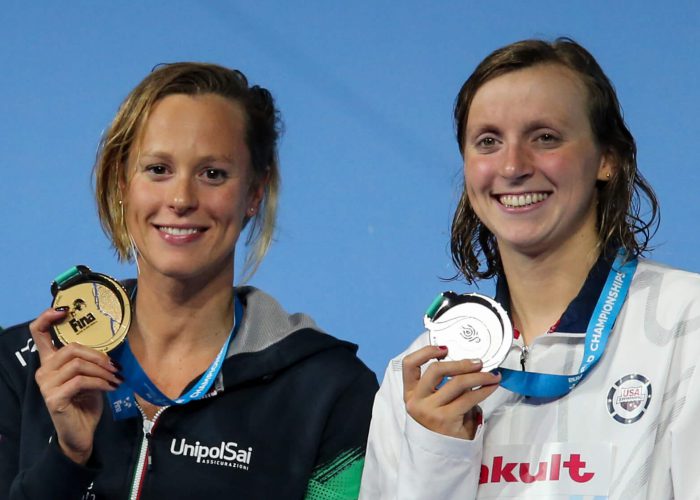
[670,349,700,498]
[360,353,483,500]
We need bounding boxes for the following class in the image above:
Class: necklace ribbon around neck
[107,292,243,420]
[499,250,637,398]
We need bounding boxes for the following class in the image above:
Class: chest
[477,308,691,499]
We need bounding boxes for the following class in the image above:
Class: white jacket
[360,259,700,499]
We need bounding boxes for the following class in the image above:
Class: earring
[248,207,256,215]
[119,201,125,224]
[606,172,611,179]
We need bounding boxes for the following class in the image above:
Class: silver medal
[424,292,512,371]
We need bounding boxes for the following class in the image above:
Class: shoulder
[633,258,700,302]
[0,321,36,367]
[231,285,378,391]
[628,258,700,329]
[289,329,378,393]
[636,258,700,285]
[0,321,38,390]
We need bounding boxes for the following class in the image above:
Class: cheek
[209,191,249,226]
[463,156,493,194]
[124,181,159,222]
[538,147,600,183]
[537,151,571,176]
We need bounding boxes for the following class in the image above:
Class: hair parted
[451,37,659,283]
[94,62,282,281]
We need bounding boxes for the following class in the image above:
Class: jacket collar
[494,251,614,334]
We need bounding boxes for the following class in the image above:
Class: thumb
[29,308,65,362]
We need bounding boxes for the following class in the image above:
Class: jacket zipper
[129,405,168,500]
[520,345,529,371]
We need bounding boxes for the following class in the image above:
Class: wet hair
[94,62,281,280]
[451,38,659,282]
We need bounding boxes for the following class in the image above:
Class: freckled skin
[463,64,612,259]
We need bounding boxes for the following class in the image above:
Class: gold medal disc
[51,275,131,353]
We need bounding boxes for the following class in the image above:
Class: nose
[168,175,198,215]
[499,141,533,181]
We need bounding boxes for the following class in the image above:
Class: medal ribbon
[499,250,637,398]
[107,295,243,420]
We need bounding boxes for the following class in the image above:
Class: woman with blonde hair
[0,62,377,499]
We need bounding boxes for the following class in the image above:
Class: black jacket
[0,286,378,499]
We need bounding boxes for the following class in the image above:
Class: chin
[496,234,554,257]
[140,258,220,281]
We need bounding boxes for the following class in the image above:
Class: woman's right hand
[30,308,122,465]
[402,345,501,440]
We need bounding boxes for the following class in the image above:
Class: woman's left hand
[402,345,501,440]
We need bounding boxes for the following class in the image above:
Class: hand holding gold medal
[28,265,127,465]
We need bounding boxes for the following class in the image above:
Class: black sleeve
[304,365,378,500]
[0,329,98,499]
[0,355,21,497]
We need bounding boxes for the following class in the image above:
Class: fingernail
[110,359,123,371]
[115,373,125,382]
[54,306,69,312]
[469,358,483,365]
[438,345,448,351]
[108,380,120,389]
[491,369,501,376]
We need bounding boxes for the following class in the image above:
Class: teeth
[159,226,199,236]
[499,193,549,208]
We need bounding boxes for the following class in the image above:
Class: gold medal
[50,266,131,353]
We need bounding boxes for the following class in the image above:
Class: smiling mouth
[156,226,205,236]
[498,192,549,208]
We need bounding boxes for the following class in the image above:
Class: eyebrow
[467,118,566,138]
[465,124,501,140]
[138,151,236,164]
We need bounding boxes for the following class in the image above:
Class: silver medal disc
[425,293,512,371]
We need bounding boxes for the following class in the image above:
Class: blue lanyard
[499,251,637,398]
[107,295,243,420]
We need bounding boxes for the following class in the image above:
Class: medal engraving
[51,268,130,353]
[425,293,512,371]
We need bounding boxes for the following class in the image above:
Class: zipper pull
[520,345,529,371]
[143,419,154,470]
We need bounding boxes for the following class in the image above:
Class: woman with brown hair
[361,39,700,499]
[0,62,377,499]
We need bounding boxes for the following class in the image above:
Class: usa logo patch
[607,374,651,424]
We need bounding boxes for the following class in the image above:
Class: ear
[117,162,129,201]
[247,171,269,215]
[596,149,615,182]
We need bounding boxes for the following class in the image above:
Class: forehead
[128,92,248,164]
[142,93,245,138]
[467,64,590,128]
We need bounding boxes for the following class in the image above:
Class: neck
[500,237,600,345]
[129,265,235,358]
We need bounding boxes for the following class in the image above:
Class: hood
[219,286,358,386]
[119,281,357,388]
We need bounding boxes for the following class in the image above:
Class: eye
[201,168,229,184]
[475,136,499,149]
[145,164,169,176]
[536,133,560,145]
